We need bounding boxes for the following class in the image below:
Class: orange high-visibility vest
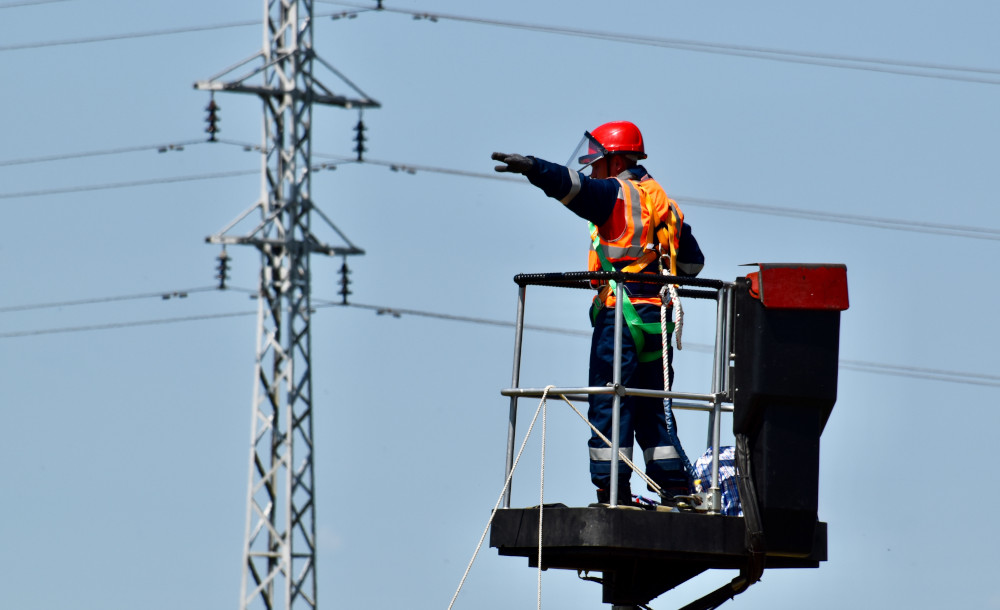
[588,176,684,307]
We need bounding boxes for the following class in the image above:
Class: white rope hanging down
[447,386,555,610]
[660,277,684,354]
[660,285,672,395]
[668,283,683,350]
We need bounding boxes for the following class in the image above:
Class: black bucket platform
[490,505,826,606]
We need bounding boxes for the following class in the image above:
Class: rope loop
[659,276,683,394]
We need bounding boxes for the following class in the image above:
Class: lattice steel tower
[195,2,378,609]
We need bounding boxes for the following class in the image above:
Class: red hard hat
[589,121,646,159]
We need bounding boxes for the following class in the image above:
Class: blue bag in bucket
[692,446,742,516]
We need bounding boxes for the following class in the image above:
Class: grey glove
[492,152,535,174]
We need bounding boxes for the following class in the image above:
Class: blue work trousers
[588,303,688,492]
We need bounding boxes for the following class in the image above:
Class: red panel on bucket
[754,264,849,310]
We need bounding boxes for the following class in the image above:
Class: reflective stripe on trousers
[589,446,635,462]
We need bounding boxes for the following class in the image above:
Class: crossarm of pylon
[243,200,292,242]
[310,51,380,106]
[207,199,266,244]
[195,51,267,91]
[310,200,365,254]
[207,175,365,256]
[197,49,319,95]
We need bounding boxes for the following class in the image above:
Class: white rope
[557,395,663,498]
[669,283,683,351]
[659,266,683,393]
[447,386,555,610]
[659,286,672,393]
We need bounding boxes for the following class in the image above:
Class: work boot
[653,473,691,507]
[658,488,685,507]
[595,485,633,505]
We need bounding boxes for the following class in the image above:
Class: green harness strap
[589,223,674,363]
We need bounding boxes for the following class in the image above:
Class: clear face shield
[566,131,608,176]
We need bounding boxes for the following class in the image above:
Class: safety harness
[589,223,674,362]
[588,175,685,362]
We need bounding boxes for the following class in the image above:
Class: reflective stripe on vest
[588,175,686,311]
[591,178,646,260]
[589,222,674,362]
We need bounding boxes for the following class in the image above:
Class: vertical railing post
[609,280,625,508]
[503,283,527,509]
[708,285,729,513]
[724,285,735,399]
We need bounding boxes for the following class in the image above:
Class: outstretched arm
[491,152,618,226]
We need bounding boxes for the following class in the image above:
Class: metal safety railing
[500,270,737,513]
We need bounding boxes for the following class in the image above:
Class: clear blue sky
[2,1,998,608]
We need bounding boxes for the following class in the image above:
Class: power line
[4,287,996,388]
[4,2,998,87]
[315,153,523,183]
[0,134,996,241]
[320,1,1000,86]
[0,139,204,168]
[0,310,256,338]
[676,195,1000,241]
[0,0,70,8]
[3,143,998,242]
[316,299,1000,388]
[332,301,1000,388]
[838,359,1000,387]
[348,156,1000,242]
[0,286,217,313]
[0,18,260,52]
[324,300,591,337]
[0,169,258,199]
[0,9,368,53]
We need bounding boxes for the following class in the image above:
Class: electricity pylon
[195,2,378,609]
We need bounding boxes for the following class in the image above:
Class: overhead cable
[347,156,1000,242]
[0,9,369,52]
[322,300,591,337]
[0,139,204,167]
[0,0,70,8]
[315,153,523,183]
[2,142,998,242]
[0,310,256,338]
[1,138,997,242]
[0,18,259,52]
[3,289,996,389]
[5,2,998,86]
[327,301,1000,389]
[838,359,1000,388]
[0,286,217,313]
[0,169,258,199]
[677,195,1000,241]
[319,1,1000,86]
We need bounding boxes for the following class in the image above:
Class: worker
[492,121,704,506]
